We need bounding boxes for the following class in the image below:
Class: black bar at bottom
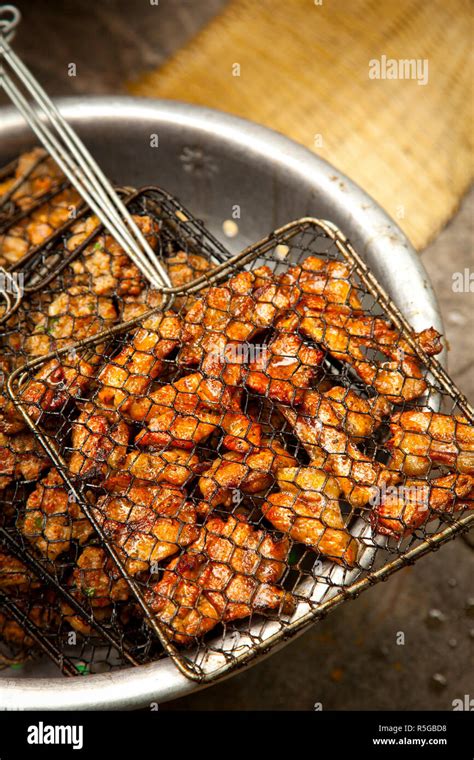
[0,709,472,758]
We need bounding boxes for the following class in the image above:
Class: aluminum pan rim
[0,96,444,709]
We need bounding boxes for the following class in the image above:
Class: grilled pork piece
[145,515,293,645]
[372,473,474,537]
[263,466,359,566]
[21,468,93,560]
[387,410,474,476]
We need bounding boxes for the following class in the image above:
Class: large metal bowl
[0,96,443,710]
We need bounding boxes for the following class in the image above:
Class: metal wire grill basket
[1,183,473,684]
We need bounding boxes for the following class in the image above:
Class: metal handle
[0,4,20,43]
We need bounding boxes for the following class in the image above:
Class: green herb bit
[47,316,61,335]
[288,548,300,566]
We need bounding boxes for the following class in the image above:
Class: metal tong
[0,4,171,291]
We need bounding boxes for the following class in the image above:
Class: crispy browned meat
[2,212,151,367]
[387,410,474,476]
[130,374,224,450]
[2,301,49,366]
[1,223,119,440]
[174,257,441,430]
[94,440,202,574]
[104,448,201,490]
[0,357,25,435]
[198,454,262,508]
[21,469,93,560]
[0,392,26,438]
[262,466,358,565]
[0,430,50,490]
[128,371,229,421]
[166,250,213,290]
[95,483,199,575]
[68,404,130,481]
[246,332,324,405]
[145,515,293,644]
[219,406,264,453]
[178,265,295,367]
[9,187,80,250]
[42,286,117,348]
[0,594,58,651]
[130,259,413,467]
[67,214,155,297]
[281,390,398,507]
[198,439,297,510]
[71,224,207,321]
[323,386,391,438]
[120,289,165,323]
[96,311,181,413]
[131,372,262,453]
[19,354,101,422]
[18,287,117,420]
[1,209,462,655]
[0,149,63,210]
[0,550,40,591]
[60,546,130,635]
[279,255,363,308]
[0,556,56,655]
[372,473,474,537]
[416,327,444,356]
[63,214,100,254]
[0,149,82,267]
[0,599,54,652]
[294,295,442,403]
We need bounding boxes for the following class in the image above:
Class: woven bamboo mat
[129,0,473,250]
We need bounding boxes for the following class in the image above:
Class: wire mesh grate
[1,164,473,683]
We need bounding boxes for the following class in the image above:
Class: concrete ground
[2,0,473,710]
